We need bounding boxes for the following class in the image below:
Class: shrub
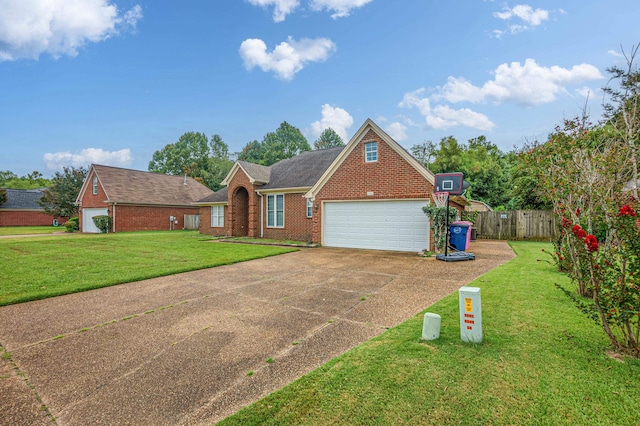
[92,215,112,233]
[64,217,79,233]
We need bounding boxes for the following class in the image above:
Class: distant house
[195,119,467,252]
[467,199,493,212]
[0,188,67,227]
[75,164,213,233]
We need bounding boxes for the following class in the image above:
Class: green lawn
[0,226,64,236]
[0,231,295,306]
[220,242,640,426]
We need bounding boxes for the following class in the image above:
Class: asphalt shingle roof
[0,189,45,210]
[196,187,228,204]
[91,164,214,206]
[237,161,271,183]
[261,147,344,190]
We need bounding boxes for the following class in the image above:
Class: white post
[422,313,441,340]
[459,286,482,343]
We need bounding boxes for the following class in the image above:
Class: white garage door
[82,208,108,233]
[323,200,430,252]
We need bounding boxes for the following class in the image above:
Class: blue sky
[1,0,638,177]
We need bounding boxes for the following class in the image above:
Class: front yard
[0,231,295,306]
[220,242,640,425]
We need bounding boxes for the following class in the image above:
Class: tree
[261,121,311,166]
[237,121,311,166]
[38,166,87,218]
[410,140,437,169]
[148,132,210,177]
[0,170,51,190]
[430,136,465,174]
[314,127,344,150]
[148,132,232,191]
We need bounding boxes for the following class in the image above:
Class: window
[92,177,98,195]
[365,142,378,162]
[210,205,224,227]
[267,194,284,228]
[306,199,313,218]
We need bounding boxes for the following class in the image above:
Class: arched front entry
[232,186,249,237]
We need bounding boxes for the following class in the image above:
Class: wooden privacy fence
[183,214,200,230]
[474,210,557,241]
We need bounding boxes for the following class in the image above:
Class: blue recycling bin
[449,222,471,251]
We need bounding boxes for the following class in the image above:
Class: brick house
[76,164,213,233]
[0,188,67,227]
[196,119,466,252]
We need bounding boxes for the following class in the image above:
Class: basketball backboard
[434,172,465,195]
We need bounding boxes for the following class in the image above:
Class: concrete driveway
[0,241,514,425]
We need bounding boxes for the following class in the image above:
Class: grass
[0,226,64,236]
[0,230,295,306]
[219,242,640,426]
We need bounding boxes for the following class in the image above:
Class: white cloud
[427,105,495,131]
[435,59,604,106]
[310,104,353,141]
[0,0,143,61]
[494,4,548,26]
[43,148,132,171]
[608,49,624,58]
[399,89,495,131]
[385,122,407,141]
[309,0,373,19]
[246,0,299,22]
[239,36,336,80]
[492,4,549,36]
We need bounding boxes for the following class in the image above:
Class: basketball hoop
[433,192,449,208]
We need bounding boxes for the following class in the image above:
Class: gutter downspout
[112,203,116,233]
[256,191,264,238]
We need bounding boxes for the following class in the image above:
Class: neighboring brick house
[0,188,67,227]
[196,119,467,252]
[76,164,213,233]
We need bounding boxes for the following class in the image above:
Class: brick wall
[312,129,435,246]
[262,192,313,242]
[0,210,67,227]
[198,205,230,236]
[113,205,200,232]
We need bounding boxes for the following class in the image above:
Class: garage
[82,208,108,233]
[323,200,430,252]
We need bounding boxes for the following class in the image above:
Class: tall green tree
[0,170,51,189]
[38,166,87,218]
[148,132,210,176]
[148,132,232,191]
[237,140,265,164]
[410,140,437,169]
[261,121,311,166]
[430,136,465,174]
[314,127,344,150]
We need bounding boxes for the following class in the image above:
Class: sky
[1,0,639,178]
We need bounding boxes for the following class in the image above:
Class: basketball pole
[445,192,450,257]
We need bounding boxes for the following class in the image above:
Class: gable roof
[221,161,271,186]
[77,164,214,207]
[220,147,344,191]
[305,118,435,199]
[0,189,45,210]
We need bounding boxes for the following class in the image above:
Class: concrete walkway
[0,241,514,425]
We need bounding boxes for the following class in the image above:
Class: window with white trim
[365,141,378,162]
[306,199,313,218]
[267,194,284,228]
[210,205,224,227]
[92,176,98,195]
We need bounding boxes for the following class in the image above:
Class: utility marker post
[459,286,482,343]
